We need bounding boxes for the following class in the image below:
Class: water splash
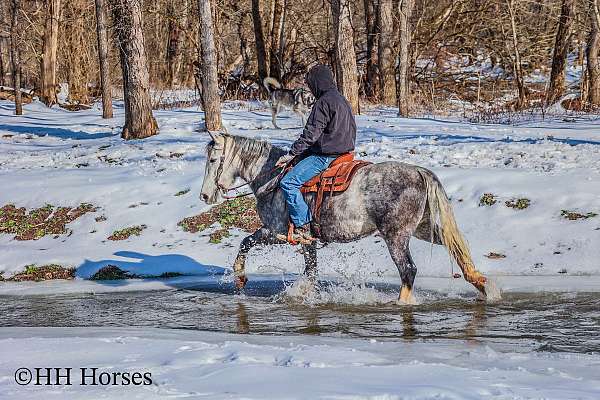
[276,276,397,306]
[483,278,502,302]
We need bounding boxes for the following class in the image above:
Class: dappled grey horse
[200,133,498,303]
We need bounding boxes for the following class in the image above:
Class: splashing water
[277,276,398,306]
[484,278,502,302]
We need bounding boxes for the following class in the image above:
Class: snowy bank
[1,327,599,400]
[1,100,599,289]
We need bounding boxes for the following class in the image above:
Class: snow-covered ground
[1,100,599,283]
[1,99,600,399]
[1,327,599,400]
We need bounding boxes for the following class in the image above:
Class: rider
[275,64,357,242]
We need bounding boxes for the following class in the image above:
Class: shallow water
[1,278,598,354]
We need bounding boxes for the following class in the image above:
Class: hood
[305,64,336,98]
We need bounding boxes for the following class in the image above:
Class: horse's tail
[416,168,500,300]
[263,77,281,94]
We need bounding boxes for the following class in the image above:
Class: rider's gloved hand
[276,153,294,168]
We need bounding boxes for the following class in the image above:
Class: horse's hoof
[235,275,248,290]
[397,286,418,305]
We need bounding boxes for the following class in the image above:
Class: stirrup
[276,223,314,245]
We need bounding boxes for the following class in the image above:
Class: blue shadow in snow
[363,130,600,147]
[0,124,115,140]
[76,251,226,280]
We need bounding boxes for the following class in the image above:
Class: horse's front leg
[301,242,318,282]
[233,227,277,290]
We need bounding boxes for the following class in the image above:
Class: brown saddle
[286,152,371,238]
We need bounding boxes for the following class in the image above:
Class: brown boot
[276,223,316,245]
[294,224,316,243]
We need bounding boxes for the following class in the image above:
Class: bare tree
[95,0,113,118]
[378,0,395,104]
[251,0,269,82]
[269,0,284,80]
[109,0,158,139]
[588,0,600,105]
[198,0,222,131]
[165,0,188,88]
[0,39,5,87]
[40,0,61,107]
[547,0,575,104]
[363,0,378,99]
[396,0,414,117]
[505,0,527,108]
[332,0,359,113]
[10,0,22,115]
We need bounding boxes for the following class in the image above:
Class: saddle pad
[301,159,371,194]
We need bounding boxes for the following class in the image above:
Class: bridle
[213,136,248,199]
[210,135,286,200]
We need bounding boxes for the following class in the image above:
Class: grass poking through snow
[108,225,147,241]
[178,197,261,243]
[0,203,97,240]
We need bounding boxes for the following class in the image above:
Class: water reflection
[0,285,597,354]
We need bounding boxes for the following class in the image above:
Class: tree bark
[197,0,222,131]
[547,0,574,104]
[378,0,395,104]
[363,0,378,99]
[166,0,185,88]
[396,0,414,117]
[588,0,600,105]
[10,0,22,115]
[109,0,158,139]
[332,0,359,114]
[0,39,5,87]
[269,0,284,80]
[40,0,61,107]
[251,0,269,81]
[506,0,527,108]
[95,0,113,118]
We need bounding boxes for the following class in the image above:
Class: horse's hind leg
[383,233,418,304]
[233,227,278,290]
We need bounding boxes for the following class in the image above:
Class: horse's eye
[209,158,218,163]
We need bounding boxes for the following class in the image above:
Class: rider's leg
[280,154,335,229]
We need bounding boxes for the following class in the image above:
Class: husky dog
[263,77,314,129]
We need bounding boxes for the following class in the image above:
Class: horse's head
[200,132,236,204]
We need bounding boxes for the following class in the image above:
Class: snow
[1,99,600,399]
[1,100,599,286]
[1,327,599,399]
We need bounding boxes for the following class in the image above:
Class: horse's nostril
[201,193,209,202]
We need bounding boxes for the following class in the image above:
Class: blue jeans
[280,154,336,227]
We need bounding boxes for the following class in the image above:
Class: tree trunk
[506,0,527,108]
[547,0,574,104]
[396,0,414,117]
[332,0,359,114]
[197,0,222,131]
[166,0,184,88]
[269,0,284,80]
[363,0,378,99]
[588,0,600,105]
[109,0,158,139]
[40,0,61,107]
[378,0,395,104]
[94,0,113,119]
[251,0,269,81]
[10,0,22,115]
[0,39,5,87]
